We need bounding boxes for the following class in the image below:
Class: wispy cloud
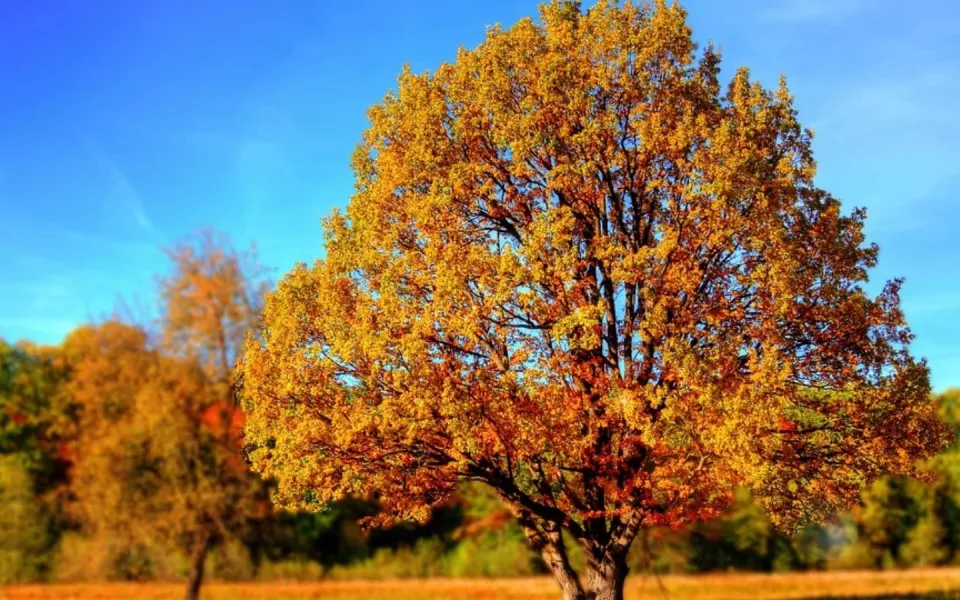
[89,143,162,237]
[0,275,80,343]
[28,279,72,313]
[56,227,158,255]
[237,137,287,234]
[904,292,960,317]
[761,0,867,23]
[0,316,82,341]
[808,62,960,233]
[821,67,958,128]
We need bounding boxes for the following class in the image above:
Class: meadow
[5,570,960,600]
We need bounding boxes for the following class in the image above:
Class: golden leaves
[241,0,945,540]
[64,231,269,555]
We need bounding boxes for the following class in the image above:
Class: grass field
[4,570,960,600]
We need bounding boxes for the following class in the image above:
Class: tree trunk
[585,552,628,600]
[184,530,211,600]
[539,532,587,600]
[515,509,632,600]
[542,549,629,600]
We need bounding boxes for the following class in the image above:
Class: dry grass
[3,569,960,600]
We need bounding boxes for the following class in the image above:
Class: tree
[66,230,268,600]
[901,388,960,566]
[62,322,174,579]
[159,229,268,395]
[846,477,920,568]
[0,340,71,582]
[240,2,947,598]
[156,229,268,600]
[0,454,57,582]
[0,340,72,494]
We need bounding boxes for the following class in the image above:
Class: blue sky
[0,0,957,390]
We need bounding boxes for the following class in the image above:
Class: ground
[5,570,960,600]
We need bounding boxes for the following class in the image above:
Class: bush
[209,539,256,581]
[328,538,448,579]
[445,530,540,577]
[53,533,184,582]
[0,455,56,582]
[254,558,326,581]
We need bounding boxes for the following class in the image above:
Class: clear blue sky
[0,1,957,390]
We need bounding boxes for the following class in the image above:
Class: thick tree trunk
[514,507,633,600]
[543,550,629,600]
[539,531,586,600]
[585,552,628,600]
[539,539,629,600]
[184,530,211,600]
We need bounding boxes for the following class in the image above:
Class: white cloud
[0,317,80,342]
[904,292,960,316]
[762,0,867,22]
[237,137,287,233]
[824,67,957,128]
[28,280,72,313]
[57,227,158,255]
[806,62,960,233]
[89,143,162,237]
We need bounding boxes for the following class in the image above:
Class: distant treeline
[1,230,959,584]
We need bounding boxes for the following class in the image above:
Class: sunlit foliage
[242,1,947,598]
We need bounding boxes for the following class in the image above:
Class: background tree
[927,388,960,559]
[0,340,72,493]
[156,229,268,600]
[849,388,960,569]
[62,322,173,580]
[160,229,268,392]
[839,478,919,569]
[0,340,70,582]
[241,1,947,598]
[66,230,268,600]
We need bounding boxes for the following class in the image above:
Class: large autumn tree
[241,2,947,599]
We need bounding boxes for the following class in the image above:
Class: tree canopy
[241,2,946,598]
[65,232,268,600]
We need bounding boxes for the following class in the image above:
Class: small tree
[0,340,70,582]
[241,2,947,598]
[63,322,176,578]
[0,340,72,493]
[66,230,268,600]
[156,230,268,600]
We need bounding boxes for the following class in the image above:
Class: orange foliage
[199,400,244,440]
[60,230,269,600]
[240,2,947,599]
